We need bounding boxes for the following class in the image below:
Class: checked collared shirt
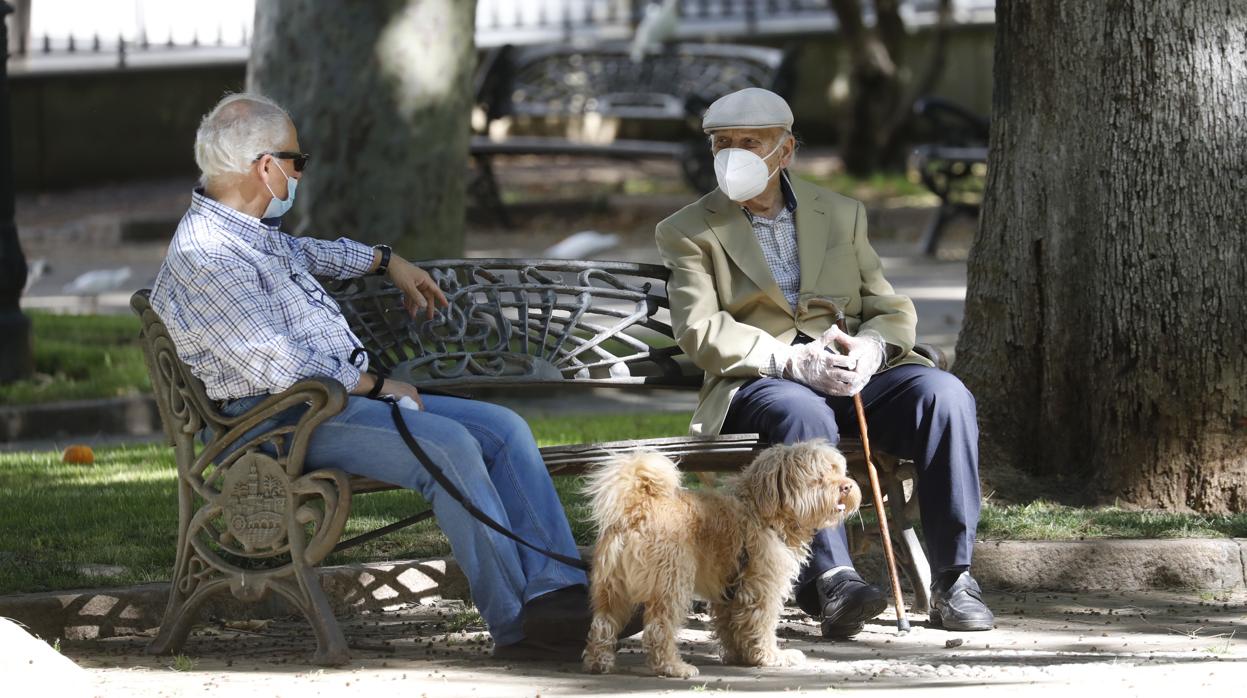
[743,175,801,311]
[741,175,801,378]
[151,190,377,401]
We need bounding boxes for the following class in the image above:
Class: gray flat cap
[701,87,794,133]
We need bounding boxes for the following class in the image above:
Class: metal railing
[474,0,996,45]
[20,26,250,68]
[7,0,996,72]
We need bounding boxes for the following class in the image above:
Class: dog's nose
[839,482,854,495]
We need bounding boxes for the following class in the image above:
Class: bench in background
[470,42,796,224]
[909,97,990,256]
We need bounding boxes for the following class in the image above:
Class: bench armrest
[200,377,349,479]
[913,343,949,372]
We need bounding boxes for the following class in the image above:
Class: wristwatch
[372,244,392,276]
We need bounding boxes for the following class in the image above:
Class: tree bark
[956,0,1247,513]
[248,0,477,259]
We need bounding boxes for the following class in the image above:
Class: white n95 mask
[712,138,786,202]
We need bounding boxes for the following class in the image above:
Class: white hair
[194,93,292,184]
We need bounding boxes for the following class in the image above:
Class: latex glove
[820,326,886,397]
[777,341,857,395]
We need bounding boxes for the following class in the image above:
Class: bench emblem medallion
[220,453,289,552]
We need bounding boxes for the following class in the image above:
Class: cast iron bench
[470,42,795,224]
[909,97,990,256]
[132,259,940,666]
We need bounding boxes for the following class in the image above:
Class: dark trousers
[722,364,981,600]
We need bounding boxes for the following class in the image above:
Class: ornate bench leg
[886,466,932,614]
[151,456,353,666]
[148,480,228,656]
[469,154,513,227]
[920,203,954,257]
[267,568,350,667]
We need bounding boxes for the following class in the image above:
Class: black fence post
[0,1,33,383]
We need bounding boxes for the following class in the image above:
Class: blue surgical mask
[262,160,298,219]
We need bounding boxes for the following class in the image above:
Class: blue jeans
[220,394,587,645]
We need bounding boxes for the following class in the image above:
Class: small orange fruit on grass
[61,444,95,465]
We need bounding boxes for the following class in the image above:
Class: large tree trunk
[248,0,477,259]
[956,0,1247,513]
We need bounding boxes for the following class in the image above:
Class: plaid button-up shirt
[742,176,801,377]
[151,191,377,401]
[743,175,801,310]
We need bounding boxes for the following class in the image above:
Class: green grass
[0,312,148,405]
[169,654,197,672]
[4,413,1245,596]
[977,500,1247,540]
[0,412,692,595]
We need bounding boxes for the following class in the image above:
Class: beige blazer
[656,176,932,436]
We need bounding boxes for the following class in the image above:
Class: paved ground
[60,590,1246,697]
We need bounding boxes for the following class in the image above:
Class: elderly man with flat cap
[655,87,994,637]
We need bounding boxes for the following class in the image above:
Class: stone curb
[970,538,1247,592]
[1,539,1242,643]
[0,395,161,443]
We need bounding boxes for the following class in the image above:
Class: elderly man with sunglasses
[150,93,607,659]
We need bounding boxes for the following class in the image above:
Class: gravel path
[66,590,1245,697]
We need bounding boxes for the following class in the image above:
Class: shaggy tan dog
[582,441,861,678]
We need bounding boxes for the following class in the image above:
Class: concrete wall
[9,26,993,191]
[10,63,246,190]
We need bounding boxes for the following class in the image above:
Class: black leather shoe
[814,569,889,639]
[521,585,593,646]
[492,637,583,662]
[929,571,994,631]
[521,586,645,646]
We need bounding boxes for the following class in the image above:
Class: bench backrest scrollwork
[330,259,701,392]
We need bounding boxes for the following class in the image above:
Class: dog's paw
[776,648,805,666]
[654,660,700,679]
[583,653,615,674]
[750,647,805,667]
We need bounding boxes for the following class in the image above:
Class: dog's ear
[742,445,788,520]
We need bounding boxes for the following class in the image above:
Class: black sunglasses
[256,151,311,172]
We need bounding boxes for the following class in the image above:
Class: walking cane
[808,298,911,633]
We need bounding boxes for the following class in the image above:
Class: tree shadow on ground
[60,589,1244,690]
